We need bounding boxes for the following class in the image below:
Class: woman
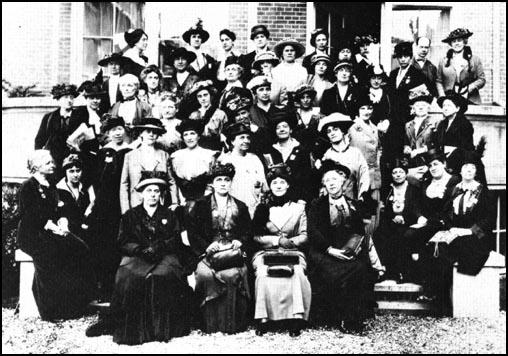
[157,93,184,152]
[307,160,374,334]
[187,163,252,334]
[292,84,324,158]
[251,164,311,337]
[17,150,96,321]
[120,117,177,214]
[170,120,218,206]
[139,65,165,117]
[352,35,375,88]
[109,171,194,345]
[419,153,494,315]
[306,54,333,106]
[271,39,308,105]
[302,28,329,75]
[222,57,244,92]
[251,51,279,80]
[437,28,486,104]
[320,60,360,118]
[216,29,241,87]
[122,29,149,77]
[182,19,217,81]
[164,47,199,102]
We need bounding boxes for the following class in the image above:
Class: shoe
[255,323,267,336]
[289,328,301,337]
[338,320,365,335]
[85,318,114,337]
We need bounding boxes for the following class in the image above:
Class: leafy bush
[2,79,44,97]
[2,182,20,303]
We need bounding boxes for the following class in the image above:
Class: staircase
[374,280,432,315]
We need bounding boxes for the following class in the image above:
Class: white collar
[356,53,370,64]
[458,180,480,191]
[56,178,83,196]
[273,138,300,151]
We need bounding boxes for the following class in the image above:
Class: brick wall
[57,2,72,84]
[228,2,249,54]
[257,2,307,48]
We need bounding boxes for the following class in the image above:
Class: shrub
[2,182,21,304]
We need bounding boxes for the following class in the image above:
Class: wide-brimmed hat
[80,81,107,98]
[220,87,253,113]
[62,154,82,171]
[318,112,354,133]
[176,119,204,136]
[166,47,197,65]
[209,162,236,181]
[394,41,413,58]
[189,80,217,99]
[133,117,166,134]
[333,60,353,72]
[124,29,147,47]
[408,84,434,105]
[219,29,236,41]
[101,114,126,132]
[367,65,388,82]
[224,122,251,141]
[274,39,306,59]
[50,83,78,100]
[134,170,168,192]
[250,24,270,40]
[442,28,473,44]
[267,163,292,185]
[246,75,272,92]
[423,148,446,165]
[310,28,329,48]
[224,55,242,69]
[182,19,210,44]
[320,159,351,179]
[294,84,317,100]
[437,90,469,113]
[311,53,331,67]
[270,110,298,130]
[98,53,131,67]
[252,51,279,71]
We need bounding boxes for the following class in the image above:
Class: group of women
[19,21,494,345]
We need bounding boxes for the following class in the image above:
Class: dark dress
[110,204,194,345]
[16,177,96,321]
[307,195,375,324]
[319,84,360,118]
[186,194,252,334]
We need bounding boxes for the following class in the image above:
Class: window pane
[101,2,113,36]
[84,2,101,36]
[115,9,132,35]
[83,39,113,80]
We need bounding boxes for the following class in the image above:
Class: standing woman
[437,28,486,104]
[110,171,194,345]
[120,118,177,214]
[122,29,149,78]
[216,29,241,88]
[156,93,183,152]
[251,51,279,80]
[139,65,165,117]
[320,60,360,118]
[302,28,329,74]
[17,150,96,321]
[182,19,217,81]
[352,35,375,88]
[292,84,323,155]
[251,165,311,337]
[187,163,252,334]
[306,54,333,107]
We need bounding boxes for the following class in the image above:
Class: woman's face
[392,168,407,185]
[336,67,351,83]
[370,75,383,89]
[397,55,411,68]
[451,38,466,52]
[182,130,199,148]
[66,166,82,185]
[212,176,232,196]
[338,48,352,61]
[232,133,251,152]
[174,57,189,72]
[275,121,291,141]
[220,34,234,52]
[234,110,250,125]
[326,125,344,144]
[461,163,477,181]
[429,159,446,179]
[225,65,241,82]
[58,94,74,110]
[359,44,369,57]
[108,62,121,76]
[196,89,211,108]
[120,81,137,99]
[86,95,102,111]
[413,101,430,117]
[145,72,160,91]
[37,155,56,176]
[108,125,125,144]
[314,60,328,76]
[160,100,177,119]
[141,184,161,207]
[282,45,296,63]
[442,99,460,118]
[358,105,373,120]
[255,86,271,102]
[270,177,289,197]
[135,34,148,52]
[322,170,346,197]
[140,128,159,146]
[299,93,313,109]
[260,61,274,74]
[315,34,328,51]
[190,34,202,49]
[254,34,268,49]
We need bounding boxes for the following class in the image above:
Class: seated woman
[307,160,374,334]
[187,163,252,334]
[251,164,311,337]
[109,171,194,345]
[419,153,494,315]
[156,93,183,153]
[17,150,96,321]
[373,158,421,283]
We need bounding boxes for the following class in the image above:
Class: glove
[278,237,296,249]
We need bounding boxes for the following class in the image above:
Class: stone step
[374,281,424,293]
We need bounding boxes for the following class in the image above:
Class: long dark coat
[320,84,360,118]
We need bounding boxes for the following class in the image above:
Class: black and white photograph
[2,2,506,353]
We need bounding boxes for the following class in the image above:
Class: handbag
[207,247,245,271]
[340,234,365,258]
[263,249,300,266]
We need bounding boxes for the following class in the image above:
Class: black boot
[85,315,115,337]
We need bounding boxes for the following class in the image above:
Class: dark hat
[182,19,210,44]
[267,163,292,184]
[50,83,78,100]
[423,148,446,165]
[134,170,168,192]
[224,55,242,69]
[98,53,130,67]
[220,87,253,113]
[270,110,298,130]
[310,54,331,67]
[250,24,270,40]
[62,154,82,171]
[390,157,409,173]
[124,29,147,48]
[166,47,197,65]
[394,41,413,58]
[461,150,482,167]
[252,51,279,71]
[408,84,434,105]
[353,35,376,49]
[320,159,351,179]
[274,39,306,59]
[101,114,126,132]
[337,38,354,52]
[246,75,272,92]
[367,65,388,82]
[219,29,236,41]
[209,162,236,181]
[442,28,473,44]
[79,81,106,98]
[355,91,374,112]
[134,117,166,134]
[437,90,469,114]
[294,84,317,100]
[189,80,217,100]
[310,28,329,47]
[333,59,353,72]
[224,122,251,141]
[176,119,204,136]
[318,113,354,133]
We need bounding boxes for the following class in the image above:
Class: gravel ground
[2,308,506,354]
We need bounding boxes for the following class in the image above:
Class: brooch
[161,219,168,225]
[347,94,352,101]
[58,201,64,207]
[289,154,296,161]
[38,187,46,199]
[105,156,113,163]
[405,77,411,84]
